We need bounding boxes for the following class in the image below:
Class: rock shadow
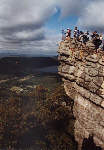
[81,135,102,150]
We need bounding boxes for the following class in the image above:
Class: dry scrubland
[0,85,77,150]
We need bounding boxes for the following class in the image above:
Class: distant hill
[0,52,57,58]
[0,57,58,75]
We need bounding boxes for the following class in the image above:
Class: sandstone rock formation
[58,39,104,150]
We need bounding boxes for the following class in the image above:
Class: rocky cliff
[58,38,104,150]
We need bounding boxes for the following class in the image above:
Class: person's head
[96,34,99,38]
[80,31,83,35]
[94,31,97,34]
[100,34,103,37]
[75,27,77,30]
[67,28,69,32]
[67,28,71,32]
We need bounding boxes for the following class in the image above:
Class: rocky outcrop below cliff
[58,39,104,150]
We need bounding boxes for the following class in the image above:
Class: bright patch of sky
[45,10,78,33]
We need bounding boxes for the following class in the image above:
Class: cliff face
[58,39,104,150]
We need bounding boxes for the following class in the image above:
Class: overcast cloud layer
[0,0,104,55]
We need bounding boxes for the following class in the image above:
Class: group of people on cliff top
[62,27,104,51]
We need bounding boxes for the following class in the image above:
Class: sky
[0,0,104,56]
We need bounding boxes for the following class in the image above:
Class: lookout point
[58,33,104,149]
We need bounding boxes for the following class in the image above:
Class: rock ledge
[58,39,104,150]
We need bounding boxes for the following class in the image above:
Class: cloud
[0,0,57,42]
[0,0,104,55]
[57,0,104,32]
[57,0,88,18]
[78,0,104,32]
[0,0,57,28]
[0,0,59,55]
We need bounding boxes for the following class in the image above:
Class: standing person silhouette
[66,28,71,40]
[74,27,78,38]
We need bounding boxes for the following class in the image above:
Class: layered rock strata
[58,39,104,150]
